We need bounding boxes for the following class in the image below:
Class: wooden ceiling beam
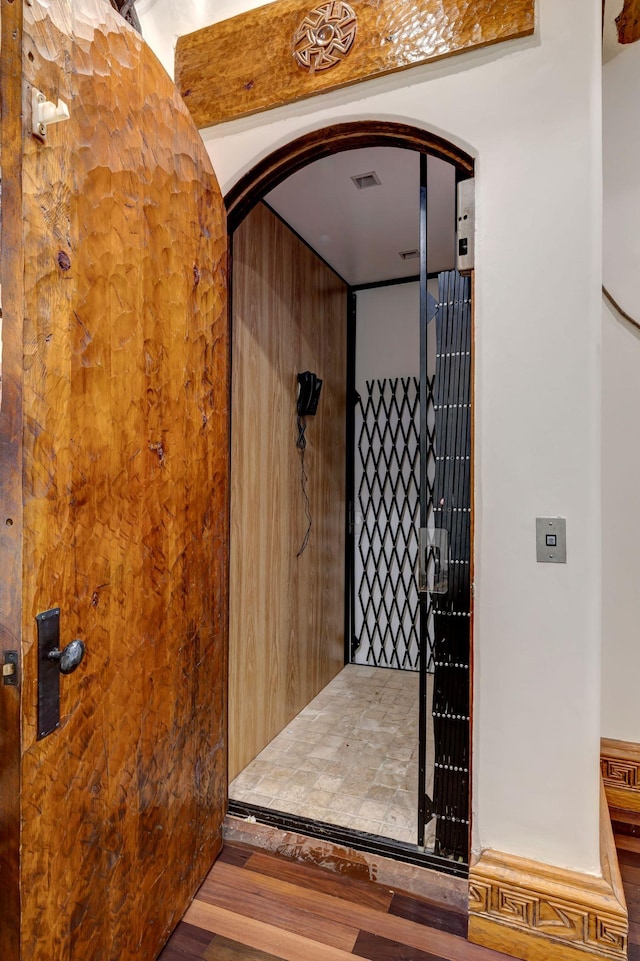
[175,0,535,130]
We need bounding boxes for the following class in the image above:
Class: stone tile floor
[229,664,434,845]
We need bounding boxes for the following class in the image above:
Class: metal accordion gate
[428,269,471,862]
[353,376,423,672]
[351,268,471,866]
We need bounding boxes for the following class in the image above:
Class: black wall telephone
[296,371,323,417]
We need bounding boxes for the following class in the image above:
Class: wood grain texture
[185,900,358,961]
[352,930,443,961]
[204,934,289,961]
[14,1,229,959]
[245,850,395,910]
[175,0,535,129]
[0,0,26,957]
[203,859,484,961]
[616,0,640,43]
[170,843,508,961]
[157,922,216,961]
[469,787,628,961]
[602,738,640,814]
[389,891,468,939]
[198,867,360,949]
[229,203,346,779]
[142,828,640,961]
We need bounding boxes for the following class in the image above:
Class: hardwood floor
[159,812,640,961]
[611,808,640,961]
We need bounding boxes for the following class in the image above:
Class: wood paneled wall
[230,203,347,780]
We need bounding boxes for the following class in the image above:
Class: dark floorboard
[389,891,468,939]
[157,922,214,960]
[352,930,447,961]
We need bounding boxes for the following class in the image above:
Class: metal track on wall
[353,376,426,671]
[431,269,472,862]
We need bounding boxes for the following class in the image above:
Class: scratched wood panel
[0,0,26,957]
[175,0,535,129]
[16,1,229,959]
[229,203,346,780]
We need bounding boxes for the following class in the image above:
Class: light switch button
[536,517,567,563]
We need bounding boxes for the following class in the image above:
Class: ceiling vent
[399,249,420,260]
[351,171,382,189]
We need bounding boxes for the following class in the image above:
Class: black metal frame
[418,153,430,847]
[344,292,357,664]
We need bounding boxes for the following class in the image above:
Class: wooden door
[0,1,229,959]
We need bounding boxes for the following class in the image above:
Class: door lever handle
[36,608,86,739]
[48,639,85,675]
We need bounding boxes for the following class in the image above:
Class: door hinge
[3,651,18,686]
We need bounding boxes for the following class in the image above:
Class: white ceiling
[265,148,456,287]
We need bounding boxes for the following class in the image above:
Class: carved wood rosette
[293,1,357,72]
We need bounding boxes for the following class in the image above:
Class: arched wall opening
[225,121,474,230]
[224,120,475,874]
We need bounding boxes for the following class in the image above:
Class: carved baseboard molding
[469,783,628,961]
[601,738,640,814]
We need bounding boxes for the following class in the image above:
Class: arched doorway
[226,121,474,229]
[225,121,474,875]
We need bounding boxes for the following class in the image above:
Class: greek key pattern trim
[601,754,640,792]
[469,878,627,960]
[293,1,357,72]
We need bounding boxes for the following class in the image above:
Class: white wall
[353,284,421,672]
[601,42,640,743]
[603,43,640,323]
[355,284,420,394]
[141,0,603,874]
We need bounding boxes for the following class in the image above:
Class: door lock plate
[36,607,62,739]
[3,651,18,686]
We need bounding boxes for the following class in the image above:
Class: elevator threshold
[228,666,462,876]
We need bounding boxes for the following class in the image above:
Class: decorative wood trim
[225,121,474,232]
[175,0,535,129]
[601,738,640,814]
[469,782,628,961]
